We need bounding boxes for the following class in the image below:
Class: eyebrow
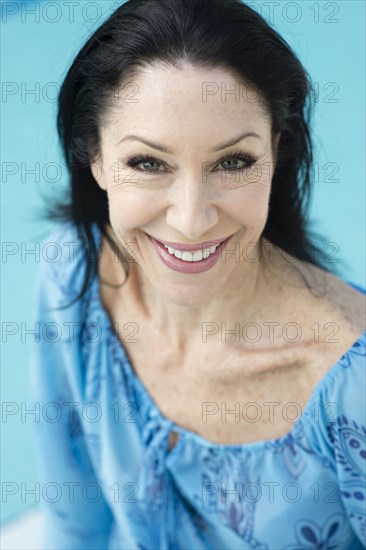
[116,131,263,153]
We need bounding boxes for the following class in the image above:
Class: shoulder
[310,321,366,457]
[301,264,366,360]
[324,328,366,468]
[319,292,366,427]
[320,269,366,334]
[263,246,366,352]
[39,220,80,271]
[315,270,366,419]
[37,221,97,303]
[323,329,366,546]
[277,250,366,338]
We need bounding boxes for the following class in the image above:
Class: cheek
[224,182,271,227]
[107,188,162,230]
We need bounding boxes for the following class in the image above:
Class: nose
[165,173,219,240]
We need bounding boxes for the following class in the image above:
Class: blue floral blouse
[30,222,366,550]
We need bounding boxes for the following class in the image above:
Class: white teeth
[182,251,193,262]
[162,243,219,262]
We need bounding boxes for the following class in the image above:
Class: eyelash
[124,149,258,175]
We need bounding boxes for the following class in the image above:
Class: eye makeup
[121,149,259,176]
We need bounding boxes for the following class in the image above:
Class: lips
[148,232,233,274]
[147,234,234,252]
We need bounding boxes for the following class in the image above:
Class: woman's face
[92,62,280,306]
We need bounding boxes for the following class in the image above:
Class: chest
[99,262,364,449]
[118,327,348,448]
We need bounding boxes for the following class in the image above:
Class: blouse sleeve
[324,331,366,548]
[29,226,114,550]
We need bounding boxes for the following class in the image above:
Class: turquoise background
[1,0,365,524]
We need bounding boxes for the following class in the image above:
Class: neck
[124,243,280,352]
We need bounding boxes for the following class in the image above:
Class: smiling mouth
[161,241,223,262]
[147,233,234,263]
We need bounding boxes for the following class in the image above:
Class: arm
[30,229,114,550]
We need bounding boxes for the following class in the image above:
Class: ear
[90,157,107,191]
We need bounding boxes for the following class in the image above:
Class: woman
[31,0,366,548]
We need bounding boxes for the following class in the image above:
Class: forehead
[101,62,271,145]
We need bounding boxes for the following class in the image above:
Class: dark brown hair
[42,0,345,307]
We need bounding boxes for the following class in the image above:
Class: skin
[91,61,286,353]
[90,62,366,445]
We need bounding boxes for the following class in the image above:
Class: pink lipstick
[147,233,234,274]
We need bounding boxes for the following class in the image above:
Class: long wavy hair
[41,0,345,307]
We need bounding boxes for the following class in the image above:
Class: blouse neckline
[89,223,366,452]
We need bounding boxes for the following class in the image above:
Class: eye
[125,154,165,174]
[215,150,258,172]
[123,150,258,176]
